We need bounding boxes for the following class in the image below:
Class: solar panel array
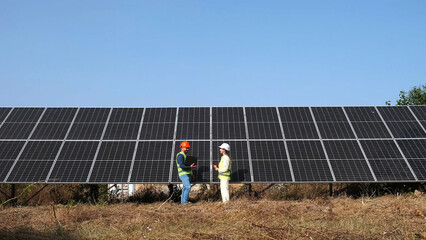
[0,106,425,184]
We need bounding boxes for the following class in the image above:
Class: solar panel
[324,140,374,182]
[245,108,282,140]
[212,107,246,139]
[377,106,426,138]
[74,108,110,123]
[344,107,392,139]
[360,140,415,181]
[0,161,14,182]
[0,123,37,139]
[67,123,106,140]
[0,108,44,139]
[19,141,63,160]
[31,123,72,139]
[88,141,136,183]
[5,108,44,122]
[143,108,176,123]
[103,123,141,140]
[178,107,210,122]
[57,141,99,160]
[108,108,144,123]
[0,108,12,122]
[0,141,26,181]
[286,140,333,182]
[7,160,54,183]
[397,139,426,181]
[279,107,319,139]
[385,122,426,138]
[410,106,426,121]
[130,141,173,183]
[135,141,173,160]
[410,106,426,129]
[89,160,132,183]
[102,108,144,140]
[48,161,94,183]
[139,123,175,140]
[40,108,77,122]
[249,141,292,182]
[0,106,424,184]
[212,107,244,122]
[212,122,246,139]
[47,141,99,182]
[0,141,26,159]
[176,123,210,140]
[312,107,355,139]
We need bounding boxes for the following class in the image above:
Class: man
[176,141,196,204]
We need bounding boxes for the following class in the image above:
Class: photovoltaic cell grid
[312,107,355,139]
[377,106,426,138]
[344,107,392,138]
[410,106,426,129]
[279,107,319,139]
[103,108,144,140]
[0,106,425,183]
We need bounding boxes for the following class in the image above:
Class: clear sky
[1,1,425,107]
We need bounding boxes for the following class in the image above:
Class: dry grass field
[0,193,425,240]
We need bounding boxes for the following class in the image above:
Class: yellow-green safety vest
[218,155,231,180]
[176,152,193,176]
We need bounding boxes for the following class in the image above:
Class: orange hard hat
[180,141,190,148]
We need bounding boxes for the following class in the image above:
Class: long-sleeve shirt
[177,153,191,170]
[218,155,231,173]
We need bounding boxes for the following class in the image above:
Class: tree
[387,84,426,106]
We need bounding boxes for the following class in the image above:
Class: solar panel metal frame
[0,106,425,184]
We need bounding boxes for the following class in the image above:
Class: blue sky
[1,1,425,107]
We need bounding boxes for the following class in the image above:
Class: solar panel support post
[329,183,333,197]
[375,106,419,181]
[247,183,252,196]
[97,184,117,200]
[23,184,49,205]
[90,184,99,204]
[10,184,16,206]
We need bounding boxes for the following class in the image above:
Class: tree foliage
[387,84,426,106]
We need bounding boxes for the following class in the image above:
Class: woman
[214,143,231,203]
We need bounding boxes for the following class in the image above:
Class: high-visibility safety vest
[176,152,193,176]
[218,155,231,180]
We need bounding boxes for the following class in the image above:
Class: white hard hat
[219,143,230,152]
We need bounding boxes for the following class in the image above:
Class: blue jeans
[179,174,191,204]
